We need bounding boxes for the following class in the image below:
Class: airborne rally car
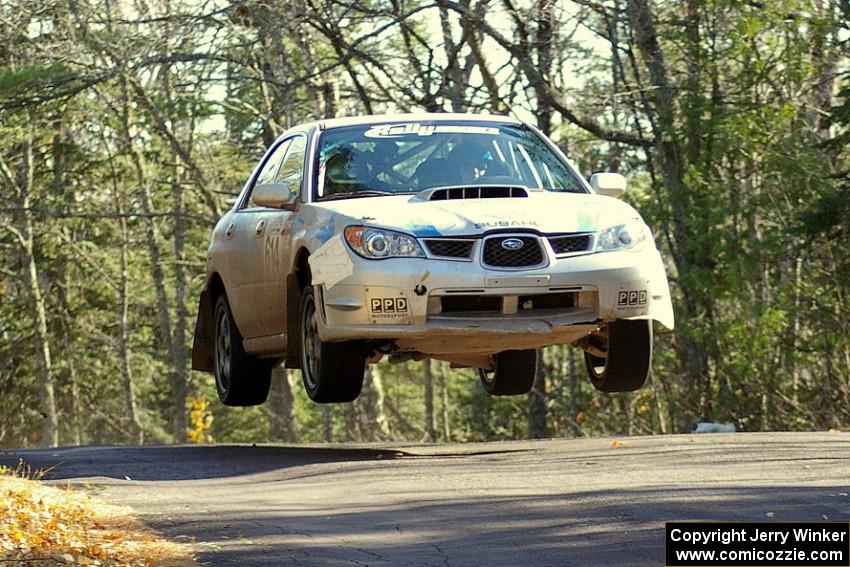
[191,113,674,406]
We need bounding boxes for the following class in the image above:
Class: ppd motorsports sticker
[371,297,408,314]
[367,292,412,324]
[618,290,647,306]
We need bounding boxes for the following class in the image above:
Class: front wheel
[213,295,273,406]
[478,350,538,396]
[584,319,652,392]
[299,286,366,403]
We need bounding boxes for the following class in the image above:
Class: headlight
[596,219,650,252]
[344,226,425,259]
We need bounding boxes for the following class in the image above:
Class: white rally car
[191,113,674,405]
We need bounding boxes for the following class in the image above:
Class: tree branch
[438,0,654,147]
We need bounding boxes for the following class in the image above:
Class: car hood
[310,190,642,237]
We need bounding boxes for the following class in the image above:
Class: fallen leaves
[0,470,196,566]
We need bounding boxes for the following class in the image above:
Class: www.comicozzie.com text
[669,527,848,546]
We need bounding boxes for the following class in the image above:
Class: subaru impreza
[191,113,674,405]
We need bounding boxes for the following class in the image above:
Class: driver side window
[248,139,291,208]
[275,135,307,197]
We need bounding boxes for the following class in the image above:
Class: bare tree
[0,132,59,447]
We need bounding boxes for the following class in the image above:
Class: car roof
[317,112,522,130]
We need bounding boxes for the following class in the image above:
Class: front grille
[441,295,501,313]
[518,292,575,310]
[430,186,529,200]
[437,292,577,317]
[548,234,592,255]
[482,236,544,268]
[423,239,474,259]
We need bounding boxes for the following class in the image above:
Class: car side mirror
[589,173,627,198]
[253,182,295,209]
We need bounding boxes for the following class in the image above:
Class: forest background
[1,0,849,448]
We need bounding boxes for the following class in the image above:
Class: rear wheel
[213,295,273,406]
[584,319,652,392]
[299,286,366,403]
[478,350,538,396]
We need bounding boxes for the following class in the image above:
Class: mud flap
[191,289,214,372]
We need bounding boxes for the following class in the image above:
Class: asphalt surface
[3,432,849,566]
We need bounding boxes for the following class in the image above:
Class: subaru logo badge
[501,238,525,251]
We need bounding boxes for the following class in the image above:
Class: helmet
[324,149,370,193]
[446,140,491,184]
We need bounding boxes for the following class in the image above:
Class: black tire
[213,295,273,406]
[299,286,365,403]
[478,350,538,396]
[584,319,652,392]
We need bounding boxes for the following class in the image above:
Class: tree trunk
[118,206,143,444]
[268,368,298,442]
[471,378,494,439]
[343,402,359,442]
[568,348,580,437]
[358,366,390,440]
[439,363,451,441]
[13,136,59,447]
[170,157,190,442]
[534,0,556,135]
[528,350,549,438]
[99,122,144,445]
[439,3,468,112]
[24,226,58,447]
[160,66,191,444]
[118,77,186,442]
[652,375,669,435]
[51,117,83,445]
[322,406,332,442]
[628,0,714,421]
[423,359,436,442]
[464,24,503,113]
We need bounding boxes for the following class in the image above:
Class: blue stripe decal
[409,224,443,237]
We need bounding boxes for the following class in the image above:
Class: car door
[225,138,291,339]
[256,134,308,337]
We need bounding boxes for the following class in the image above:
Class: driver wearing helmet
[324,148,371,195]
[324,145,397,195]
[447,141,485,185]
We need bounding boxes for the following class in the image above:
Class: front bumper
[312,238,674,355]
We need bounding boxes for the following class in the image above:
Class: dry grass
[0,462,196,566]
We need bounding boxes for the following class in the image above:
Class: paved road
[4,433,849,566]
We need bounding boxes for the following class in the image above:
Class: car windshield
[314,121,587,199]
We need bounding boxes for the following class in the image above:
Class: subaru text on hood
[191,113,675,406]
